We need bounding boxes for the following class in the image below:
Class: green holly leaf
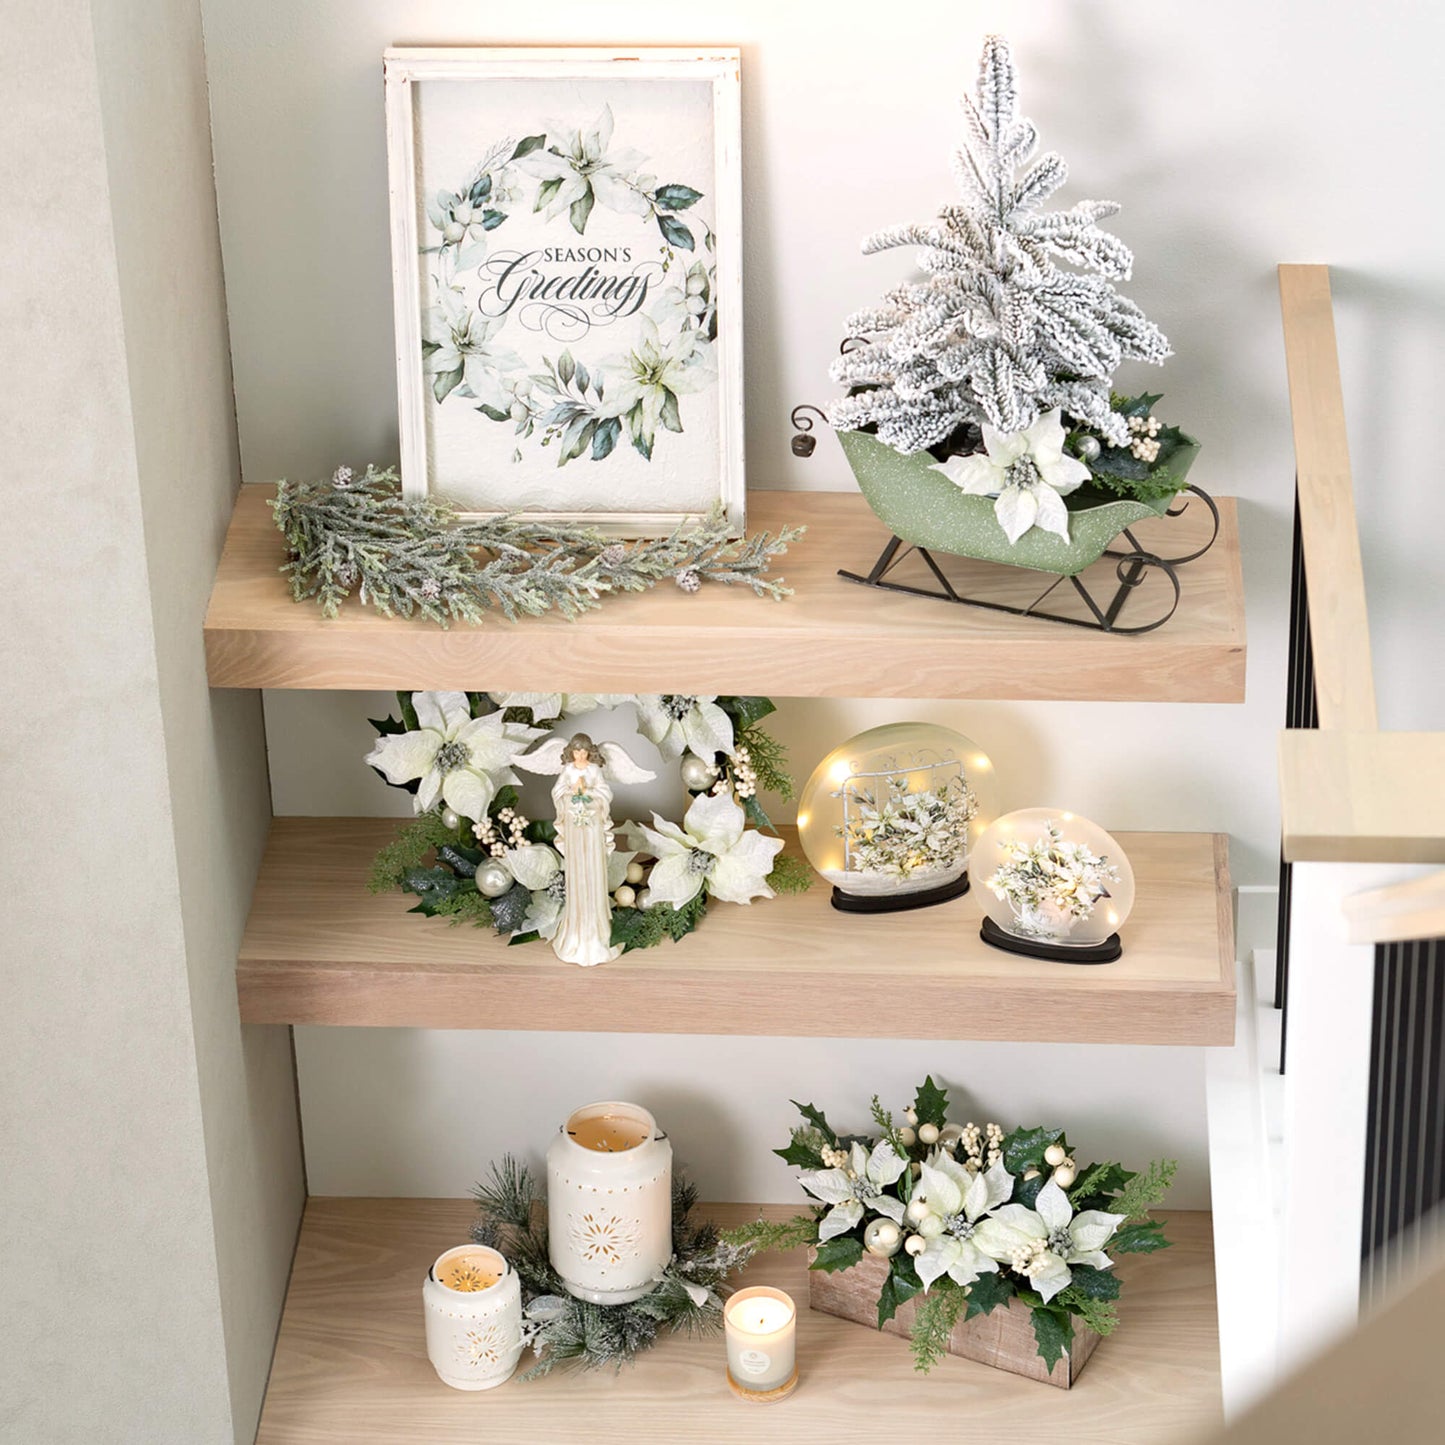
[742,795,773,830]
[486,882,532,934]
[657,213,694,250]
[811,1236,863,1274]
[718,696,777,728]
[1110,1220,1173,1255]
[877,1254,922,1327]
[1030,1304,1074,1372]
[791,1101,837,1144]
[653,182,704,211]
[1065,1264,1121,1300]
[401,866,470,916]
[1014,1172,1046,1209]
[962,1270,1014,1319]
[912,1076,949,1128]
[437,844,483,877]
[1068,1161,1133,1209]
[774,1130,827,1170]
[1001,1126,1065,1174]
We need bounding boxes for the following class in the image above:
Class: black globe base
[831,872,970,914]
[979,914,1122,964]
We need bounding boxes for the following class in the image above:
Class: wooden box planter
[808,1253,1101,1388]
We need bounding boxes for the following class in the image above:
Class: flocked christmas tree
[829,34,1170,456]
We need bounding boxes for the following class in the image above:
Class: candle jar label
[737,1348,771,1377]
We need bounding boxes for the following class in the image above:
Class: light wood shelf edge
[1344,869,1445,945]
[255,1199,1221,1445]
[1276,264,1377,731]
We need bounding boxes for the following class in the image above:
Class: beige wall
[1,2,303,1441]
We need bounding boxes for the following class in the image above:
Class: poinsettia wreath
[365,692,811,951]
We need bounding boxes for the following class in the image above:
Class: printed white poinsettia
[638,792,783,907]
[511,106,650,229]
[972,1179,1125,1304]
[424,287,524,411]
[913,1155,1013,1291]
[488,693,629,721]
[932,409,1091,544]
[364,692,544,822]
[601,320,715,451]
[634,694,734,760]
[797,1140,909,1241]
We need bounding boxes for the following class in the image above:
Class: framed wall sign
[384,47,744,533]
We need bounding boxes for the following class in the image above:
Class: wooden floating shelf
[205,485,1246,700]
[255,1199,1221,1444]
[238,821,1235,1045]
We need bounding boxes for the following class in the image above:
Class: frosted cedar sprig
[828,33,1170,454]
[271,464,803,625]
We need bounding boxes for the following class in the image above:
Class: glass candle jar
[724,1286,797,1400]
[422,1244,523,1390]
[546,1100,673,1305]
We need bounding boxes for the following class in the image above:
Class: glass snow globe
[972,808,1135,962]
[796,723,996,912]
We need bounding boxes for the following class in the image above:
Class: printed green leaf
[432,366,464,404]
[791,1101,837,1144]
[657,213,695,250]
[477,403,510,422]
[912,1076,950,1128]
[591,416,621,461]
[653,183,704,211]
[481,209,506,230]
[811,1236,864,1274]
[470,174,492,204]
[573,360,590,393]
[658,387,682,433]
[1031,1305,1074,1372]
[534,176,563,211]
[569,185,596,235]
[557,351,576,386]
[510,134,546,160]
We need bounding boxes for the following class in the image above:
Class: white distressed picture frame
[384,47,744,534]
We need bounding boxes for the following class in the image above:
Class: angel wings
[513,736,658,786]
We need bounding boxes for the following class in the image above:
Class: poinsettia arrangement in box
[728,1078,1175,1372]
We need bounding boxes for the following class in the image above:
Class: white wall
[197,1,1445,1203]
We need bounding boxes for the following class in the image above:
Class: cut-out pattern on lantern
[796,723,997,912]
[422,1244,523,1391]
[973,808,1135,962]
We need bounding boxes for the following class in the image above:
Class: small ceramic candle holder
[724,1286,798,1402]
[422,1244,523,1391]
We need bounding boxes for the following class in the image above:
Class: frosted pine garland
[830,35,1170,454]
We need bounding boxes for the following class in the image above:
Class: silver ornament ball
[441,807,462,832]
[679,753,718,791]
[863,1218,902,1258]
[635,887,652,910]
[474,860,514,898]
[1075,434,1102,462]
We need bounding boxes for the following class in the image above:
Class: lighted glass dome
[796,723,997,912]
[972,808,1135,960]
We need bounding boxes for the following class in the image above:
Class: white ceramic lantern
[973,808,1135,961]
[796,722,997,912]
[547,1100,673,1305]
[422,1244,523,1390]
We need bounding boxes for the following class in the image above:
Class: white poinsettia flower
[971,1179,1125,1304]
[424,287,524,412]
[932,409,1091,544]
[505,844,560,892]
[512,842,635,940]
[488,693,628,721]
[601,319,716,440]
[914,1156,1013,1291]
[511,106,651,225]
[364,692,544,822]
[634,694,734,760]
[520,872,566,940]
[639,792,784,908]
[797,1140,909,1241]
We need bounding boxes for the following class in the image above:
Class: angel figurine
[514,732,656,966]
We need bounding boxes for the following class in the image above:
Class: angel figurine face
[514,731,656,967]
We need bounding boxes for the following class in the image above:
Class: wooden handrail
[1344,869,1445,945]
[1277,265,1378,731]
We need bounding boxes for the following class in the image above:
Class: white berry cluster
[818,1144,851,1170]
[1007,1238,1051,1276]
[473,806,529,857]
[716,744,758,800]
[1128,413,1163,463]
[960,1120,1004,1172]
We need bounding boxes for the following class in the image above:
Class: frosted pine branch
[828,33,1170,452]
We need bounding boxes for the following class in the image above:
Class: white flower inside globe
[796,722,996,912]
[972,808,1135,962]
